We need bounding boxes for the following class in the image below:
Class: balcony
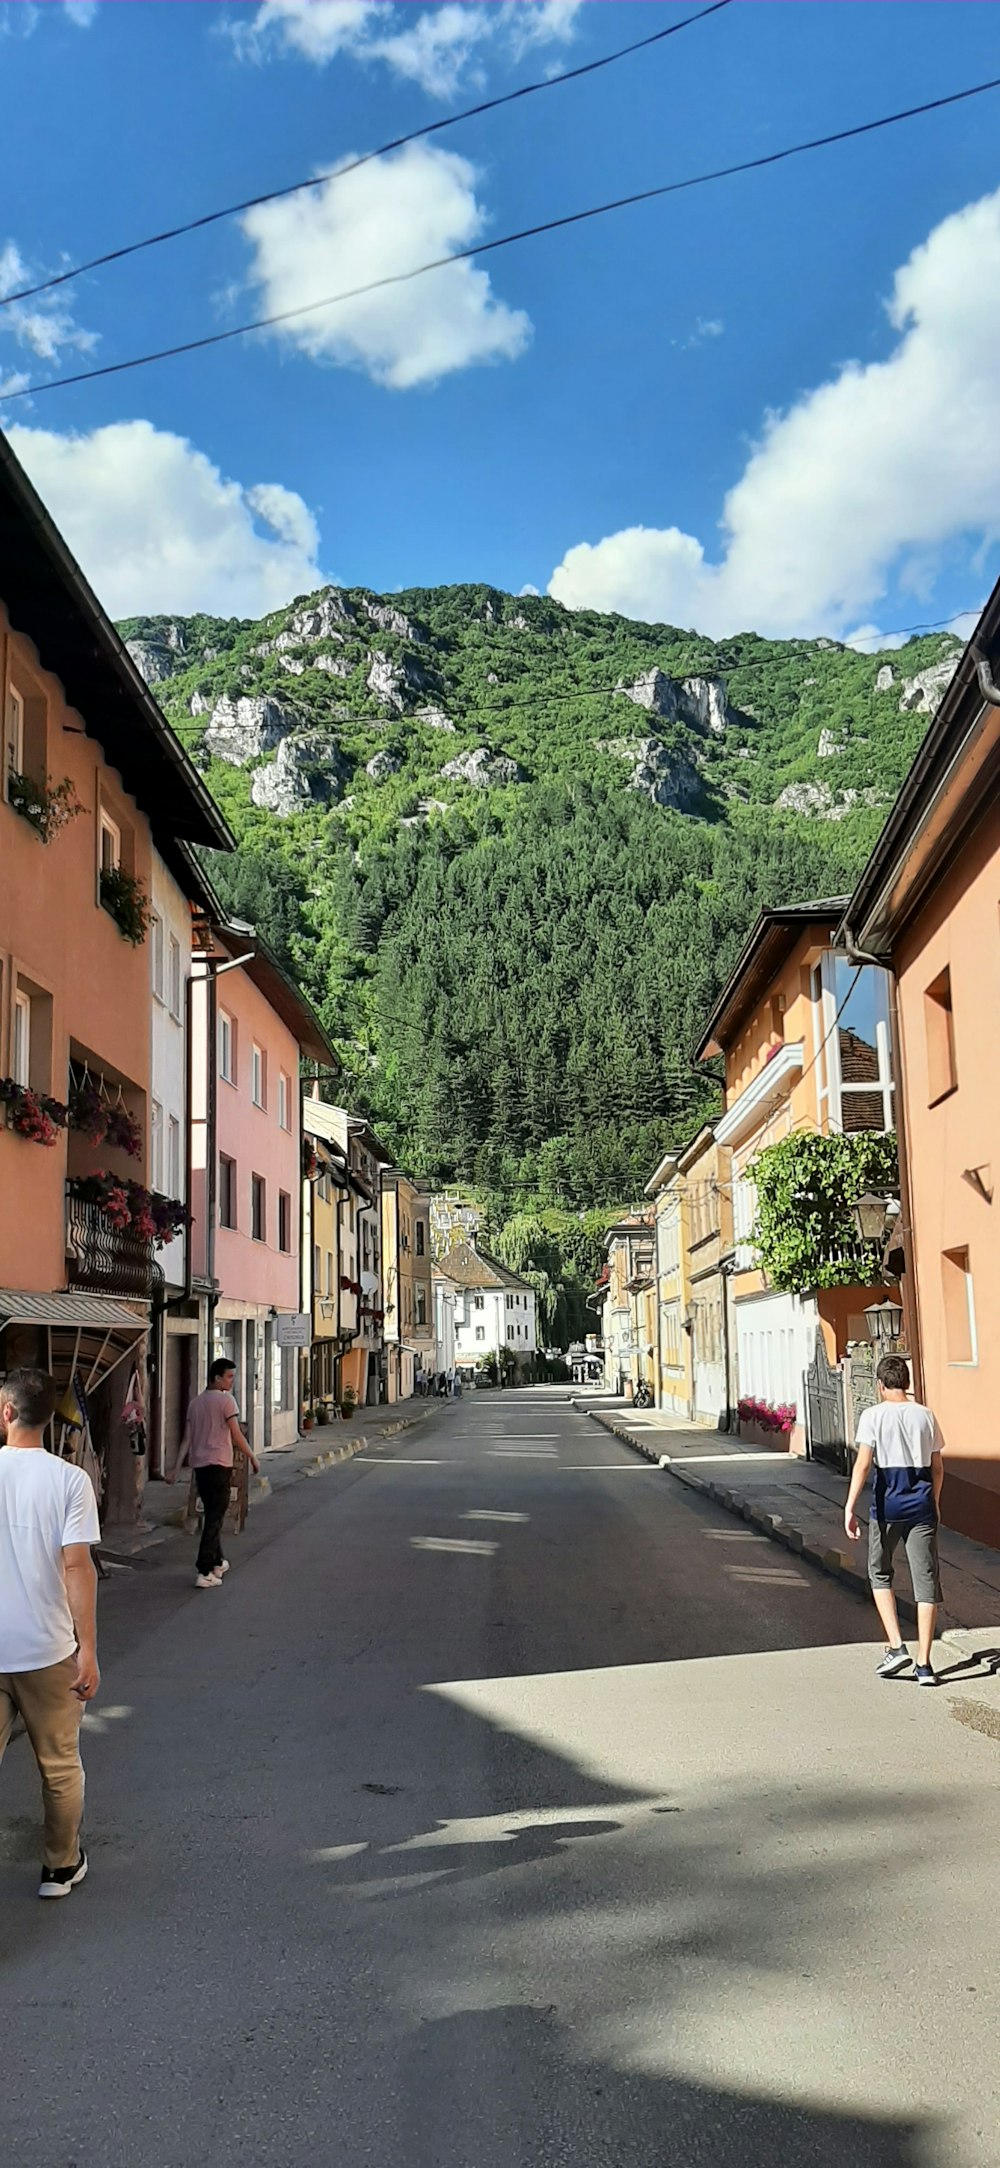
[65,1185,159,1300]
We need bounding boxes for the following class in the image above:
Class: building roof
[0,430,232,856]
[435,1238,533,1293]
[644,1150,679,1198]
[843,584,1000,956]
[695,898,849,1060]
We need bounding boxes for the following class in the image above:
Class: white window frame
[251,1172,266,1243]
[150,913,164,1001]
[167,1114,181,1201]
[150,1099,164,1192]
[219,1011,236,1085]
[818,955,895,1135]
[5,685,24,792]
[278,1071,290,1131]
[168,934,182,1021]
[12,987,30,1088]
[99,809,121,875]
[252,1042,266,1110]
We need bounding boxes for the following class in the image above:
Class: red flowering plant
[0,1077,68,1146]
[738,1396,796,1435]
[68,1073,106,1143]
[69,1171,188,1248]
[103,1100,143,1159]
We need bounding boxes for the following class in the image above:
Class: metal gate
[805,1333,850,1473]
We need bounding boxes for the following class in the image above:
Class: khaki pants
[0,1656,84,1869]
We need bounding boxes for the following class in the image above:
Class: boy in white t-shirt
[0,1368,101,1896]
[844,1354,944,1686]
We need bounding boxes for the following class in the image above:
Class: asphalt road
[4,1391,1000,2168]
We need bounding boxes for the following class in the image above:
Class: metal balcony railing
[65,1186,159,1299]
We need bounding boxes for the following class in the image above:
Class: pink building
[188,891,337,1454]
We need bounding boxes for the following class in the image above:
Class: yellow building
[601,1216,654,1397]
[645,1151,691,1418]
[382,1171,434,1401]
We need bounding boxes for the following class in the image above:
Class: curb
[580,1404,961,1635]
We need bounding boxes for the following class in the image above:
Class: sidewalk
[100,1396,437,1562]
[574,1397,1000,1645]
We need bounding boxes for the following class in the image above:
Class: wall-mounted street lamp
[851,1192,893,1245]
[863,1295,904,1345]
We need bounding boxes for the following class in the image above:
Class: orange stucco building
[697,902,896,1454]
[0,430,229,1522]
[844,583,1000,1546]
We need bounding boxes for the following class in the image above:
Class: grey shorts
[868,1518,942,1605]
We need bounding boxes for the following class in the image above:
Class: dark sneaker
[915,1664,938,1687]
[38,1853,88,1900]
[876,1646,912,1679]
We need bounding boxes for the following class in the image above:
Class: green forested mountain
[121,582,957,1217]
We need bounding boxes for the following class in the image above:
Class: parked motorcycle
[633,1379,653,1410]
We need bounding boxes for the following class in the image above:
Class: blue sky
[1,0,999,643]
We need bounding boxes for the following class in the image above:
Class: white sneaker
[195,1572,221,1588]
[212,1559,230,1578]
[38,1853,88,1899]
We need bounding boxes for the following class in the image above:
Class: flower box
[737,1397,796,1452]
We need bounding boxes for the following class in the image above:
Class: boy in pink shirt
[170,1360,258,1587]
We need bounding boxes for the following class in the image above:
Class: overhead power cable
[7,72,1000,404]
[0,1,732,312]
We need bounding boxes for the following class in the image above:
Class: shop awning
[0,1290,148,1330]
[0,1289,150,1397]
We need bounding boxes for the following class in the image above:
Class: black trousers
[195,1464,232,1577]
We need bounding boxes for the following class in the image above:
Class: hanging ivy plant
[100,866,152,946]
[751,1129,899,1295]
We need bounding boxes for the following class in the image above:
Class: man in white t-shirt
[844,1354,945,1686]
[0,1367,101,1897]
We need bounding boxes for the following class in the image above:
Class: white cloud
[0,1,96,30]
[549,187,1000,640]
[63,1,97,24]
[0,238,97,376]
[241,139,530,390]
[6,420,323,617]
[231,0,580,97]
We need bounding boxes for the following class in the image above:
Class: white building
[433,1277,457,1381]
[147,848,197,1476]
[435,1239,537,1376]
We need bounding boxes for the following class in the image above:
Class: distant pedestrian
[844,1354,944,1685]
[0,1368,100,1899]
[170,1359,259,1588]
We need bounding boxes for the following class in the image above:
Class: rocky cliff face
[118,583,962,840]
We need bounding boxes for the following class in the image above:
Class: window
[415,1220,426,1256]
[473,1294,484,1311]
[150,913,164,1000]
[925,968,957,1105]
[733,1170,758,1270]
[314,1242,321,1292]
[273,1341,294,1412]
[252,1043,266,1109]
[4,686,24,792]
[415,1286,427,1327]
[168,934,182,1020]
[168,1115,181,1200]
[251,1174,266,1242]
[12,988,30,1088]
[219,1154,237,1229]
[326,1251,334,1298]
[942,1245,977,1365]
[278,1190,292,1253]
[99,810,121,874]
[475,1325,485,1342]
[150,1100,164,1192]
[661,1302,683,1369]
[219,1011,236,1084]
[278,1071,290,1130]
[817,957,894,1133]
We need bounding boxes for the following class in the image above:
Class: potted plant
[99,865,153,946]
[0,1077,67,1146]
[315,1400,329,1427]
[6,771,84,843]
[339,1386,358,1422]
[301,1405,315,1432]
